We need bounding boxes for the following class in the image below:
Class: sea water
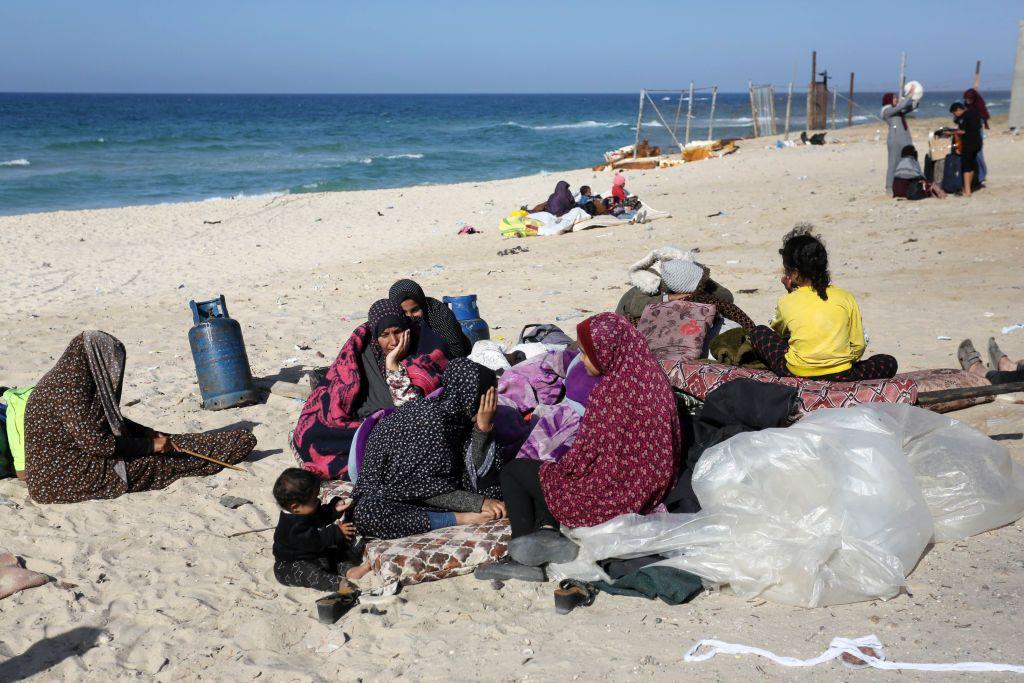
[0,92,1008,216]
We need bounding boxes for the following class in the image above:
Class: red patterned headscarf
[540,312,682,528]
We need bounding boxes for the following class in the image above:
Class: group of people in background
[883,86,990,199]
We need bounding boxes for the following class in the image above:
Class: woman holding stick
[24,331,256,504]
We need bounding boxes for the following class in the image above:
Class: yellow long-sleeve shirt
[770,285,866,377]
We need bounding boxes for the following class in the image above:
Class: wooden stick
[227,526,275,539]
[171,442,246,472]
[916,381,1024,407]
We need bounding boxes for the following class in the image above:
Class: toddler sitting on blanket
[272,468,368,591]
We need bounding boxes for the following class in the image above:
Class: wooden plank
[916,381,1024,406]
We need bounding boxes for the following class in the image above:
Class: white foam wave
[503,120,629,130]
[359,157,373,164]
[202,190,288,202]
[383,153,424,160]
[1,158,30,167]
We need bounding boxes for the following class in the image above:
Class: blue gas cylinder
[188,295,261,411]
[443,294,490,345]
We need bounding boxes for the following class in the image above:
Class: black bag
[906,180,929,200]
[941,153,962,194]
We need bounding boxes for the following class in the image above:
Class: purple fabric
[546,180,575,217]
[492,405,532,458]
[517,404,582,462]
[497,349,576,413]
[564,356,600,407]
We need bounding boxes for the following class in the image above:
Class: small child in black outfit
[272,468,358,592]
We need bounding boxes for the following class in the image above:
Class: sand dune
[1,117,1022,680]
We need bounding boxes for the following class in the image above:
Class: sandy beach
[1,116,1022,681]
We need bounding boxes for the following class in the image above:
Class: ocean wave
[201,190,288,202]
[383,152,424,160]
[46,138,106,150]
[502,120,629,130]
[1,158,30,167]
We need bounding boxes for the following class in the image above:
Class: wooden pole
[899,51,907,93]
[807,51,816,134]
[708,86,718,140]
[171,442,247,472]
[768,85,777,136]
[847,72,855,127]
[974,60,981,89]
[917,382,1024,407]
[684,80,695,145]
[831,87,838,130]
[784,81,793,139]
[633,89,645,159]
[748,80,758,137]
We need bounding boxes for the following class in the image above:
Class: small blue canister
[188,295,261,410]
[442,294,490,345]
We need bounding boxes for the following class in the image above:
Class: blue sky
[1,1,1020,93]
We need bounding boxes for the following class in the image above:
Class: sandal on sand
[988,337,1008,373]
[957,339,982,371]
[315,585,360,624]
[508,528,579,567]
[474,557,546,582]
[553,579,597,615]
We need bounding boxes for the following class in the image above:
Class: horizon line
[0,88,1012,97]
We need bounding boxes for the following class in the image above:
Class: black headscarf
[546,180,575,217]
[367,299,411,375]
[388,279,471,358]
[354,358,494,502]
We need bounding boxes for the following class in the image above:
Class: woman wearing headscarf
[485,313,682,579]
[292,299,447,480]
[351,358,508,540]
[963,88,990,183]
[24,331,257,504]
[526,180,576,217]
[388,279,472,359]
[881,92,917,193]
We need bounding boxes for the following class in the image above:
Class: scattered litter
[1002,323,1024,335]
[936,336,952,341]
[219,495,252,509]
[726,259,740,265]
[706,211,725,218]
[295,343,311,351]
[283,357,300,364]
[498,246,530,257]
[555,309,584,322]
[458,225,482,235]
[738,288,759,294]
[984,312,994,318]
[684,634,1024,673]
[203,220,222,225]
[432,264,445,270]
[0,498,21,509]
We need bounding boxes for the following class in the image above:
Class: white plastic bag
[554,405,1024,607]
[873,404,1024,542]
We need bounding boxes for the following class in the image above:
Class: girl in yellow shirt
[749,229,898,381]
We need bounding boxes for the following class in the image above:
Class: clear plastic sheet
[552,405,1024,607]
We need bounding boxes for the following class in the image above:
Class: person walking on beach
[963,88,990,183]
[881,92,917,193]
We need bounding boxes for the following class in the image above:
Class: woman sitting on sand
[749,228,898,382]
[24,331,256,504]
[892,146,946,199]
[351,358,508,540]
[478,313,681,582]
[292,300,447,480]
[388,279,472,358]
[525,180,576,217]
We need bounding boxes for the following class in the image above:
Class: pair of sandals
[497,246,530,257]
[958,337,1020,373]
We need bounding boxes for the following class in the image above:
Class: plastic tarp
[552,404,1024,607]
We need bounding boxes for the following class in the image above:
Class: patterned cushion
[637,300,717,372]
[363,519,510,586]
[896,368,993,413]
[675,361,918,420]
[318,479,355,502]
